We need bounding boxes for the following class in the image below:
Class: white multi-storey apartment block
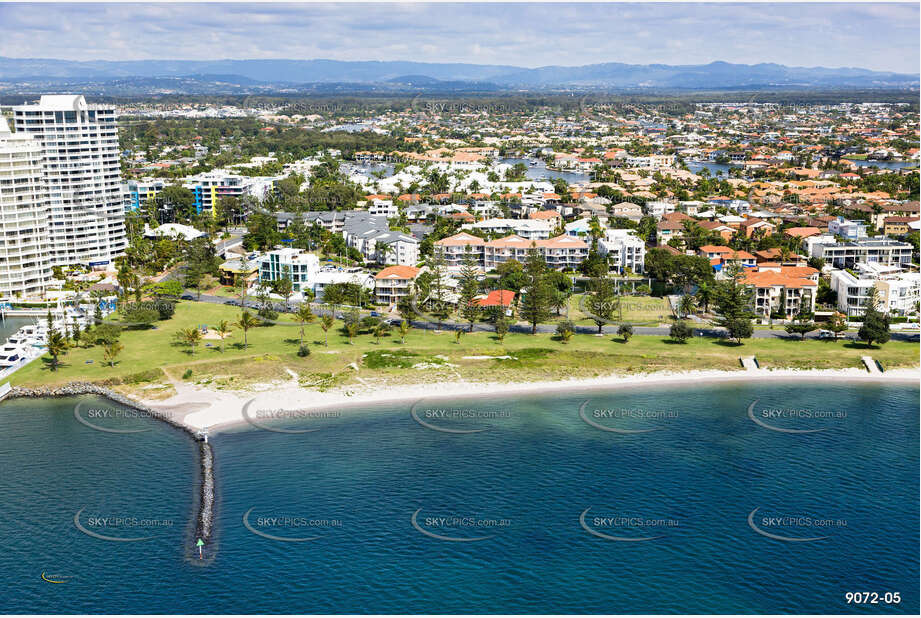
[13,95,127,267]
[0,118,53,297]
[806,236,913,270]
[598,229,646,274]
[463,218,553,240]
[830,262,921,317]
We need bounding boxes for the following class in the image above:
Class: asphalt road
[184,292,920,343]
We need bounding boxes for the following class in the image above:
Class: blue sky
[0,2,917,73]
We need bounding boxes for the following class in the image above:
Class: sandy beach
[138,367,920,433]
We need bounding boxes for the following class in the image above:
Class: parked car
[180,294,194,300]
[370,311,380,317]
[817,329,834,339]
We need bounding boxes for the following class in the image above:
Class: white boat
[0,343,27,368]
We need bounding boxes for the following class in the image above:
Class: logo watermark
[72,402,179,434]
[579,507,676,542]
[747,400,846,434]
[410,508,509,542]
[410,399,511,434]
[41,571,75,584]
[242,507,340,542]
[747,507,844,542]
[578,401,677,434]
[240,398,341,434]
[73,507,173,542]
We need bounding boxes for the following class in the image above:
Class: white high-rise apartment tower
[0,117,53,297]
[13,95,126,267]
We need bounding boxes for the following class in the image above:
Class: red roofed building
[397,193,420,204]
[374,265,422,305]
[434,233,485,271]
[742,266,819,318]
[476,290,516,308]
[484,234,588,270]
[784,226,822,239]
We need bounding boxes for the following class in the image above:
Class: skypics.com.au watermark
[410,400,513,434]
[748,507,846,542]
[579,507,678,542]
[73,507,174,542]
[411,508,510,542]
[242,507,342,542]
[747,400,847,434]
[578,401,679,434]
[240,398,342,434]
[73,402,181,434]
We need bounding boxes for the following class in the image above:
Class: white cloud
[0,2,915,72]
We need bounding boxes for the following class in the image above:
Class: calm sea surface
[0,381,917,614]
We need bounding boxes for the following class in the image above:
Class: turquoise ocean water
[0,381,917,613]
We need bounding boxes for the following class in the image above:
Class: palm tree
[678,294,697,318]
[103,342,124,367]
[398,319,410,344]
[778,246,792,266]
[179,327,202,355]
[373,322,389,344]
[320,314,334,346]
[344,321,359,345]
[695,281,713,313]
[216,320,231,352]
[295,304,315,346]
[235,311,260,349]
[46,330,68,371]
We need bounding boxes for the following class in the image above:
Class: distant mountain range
[0,57,915,93]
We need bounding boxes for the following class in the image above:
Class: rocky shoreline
[8,382,216,558]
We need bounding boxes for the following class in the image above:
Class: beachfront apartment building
[183,170,279,215]
[463,218,554,240]
[435,232,589,271]
[830,262,921,317]
[374,265,422,306]
[742,265,819,318]
[253,247,375,300]
[344,215,420,266]
[434,232,485,272]
[124,178,167,211]
[597,229,646,274]
[805,236,913,269]
[257,247,321,294]
[0,117,54,298]
[484,234,589,270]
[12,95,127,267]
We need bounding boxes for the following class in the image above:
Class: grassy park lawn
[202,285,240,298]
[11,300,918,393]
[566,294,673,327]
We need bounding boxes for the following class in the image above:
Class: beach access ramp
[861,356,882,374]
